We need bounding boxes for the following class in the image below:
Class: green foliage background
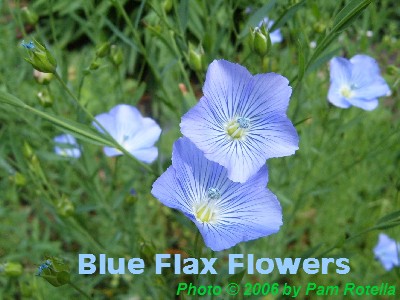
[0,0,399,299]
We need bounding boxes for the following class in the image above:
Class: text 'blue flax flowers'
[54,134,81,158]
[373,233,400,271]
[94,104,161,163]
[151,137,282,251]
[328,54,390,111]
[180,60,299,183]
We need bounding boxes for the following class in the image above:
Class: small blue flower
[328,55,390,111]
[21,40,35,49]
[37,260,52,276]
[94,104,161,163]
[180,60,299,183]
[373,233,400,271]
[54,134,81,158]
[151,137,282,252]
[258,17,283,44]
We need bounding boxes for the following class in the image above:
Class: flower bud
[251,26,271,57]
[23,142,34,159]
[188,44,204,72]
[110,45,123,66]
[3,262,23,277]
[21,7,39,26]
[37,257,70,287]
[89,60,100,70]
[56,196,75,217]
[34,70,53,85]
[37,90,53,108]
[387,65,399,76]
[14,172,27,186]
[96,42,110,58]
[163,0,173,13]
[22,40,57,73]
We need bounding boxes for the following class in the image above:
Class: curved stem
[68,281,92,299]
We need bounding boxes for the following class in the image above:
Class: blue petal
[103,146,122,157]
[109,104,142,142]
[346,97,379,111]
[327,82,352,108]
[350,54,382,85]
[181,61,298,183]
[202,60,253,120]
[329,57,352,86]
[53,134,81,158]
[373,234,400,271]
[239,73,292,117]
[127,118,162,151]
[94,113,118,137]
[130,147,158,163]
[152,137,282,252]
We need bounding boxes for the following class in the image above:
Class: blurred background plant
[0,0,399,298]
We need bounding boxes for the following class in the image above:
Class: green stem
[68,281,92,299]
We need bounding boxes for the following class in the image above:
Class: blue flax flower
[258,18,283,44]
[180,60,298,183]
[94,104,161,163]
[151,137,282,252]
[328,55,390,111]
[54,134,81,158]
[373,233,400,271]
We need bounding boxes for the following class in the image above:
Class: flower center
[225,117,250,140]
[340,84,356,99]
[194,187,220,224]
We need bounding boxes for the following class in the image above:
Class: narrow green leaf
[297,39,306,82]
[239,0,277,38]
[0,90,114,147]
[332,0,373,33]
[177,0,189,34]
[270,0,306,32]
[376,210,400,225]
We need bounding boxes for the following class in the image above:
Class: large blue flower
[180,60,299,183]
[151,137,282,252]
[328,55,390,111]
[94,104,161,163]
[54,134,81,158]
[373,233,400,271]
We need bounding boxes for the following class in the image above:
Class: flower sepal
[22,40,57,73]
[37,257,70,287]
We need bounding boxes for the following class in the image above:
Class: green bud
[96,42,110,58]
[188,44,204,72]
[163,0,173,13]
[387,65,399,76]
[23,142,34,159]
[21,7,39,26]
[37,90,53,108]
[34,70,53,85]
[56,196,75,217]
[313,21,326,33]
[3,262,23,277]
[89,60,100,70]
[22,40,57,73]
[251,26,271,57]
[14,172,27,186]
[110,45,123,66]
[37,257,70,287]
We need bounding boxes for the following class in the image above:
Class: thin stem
[68,281,92,299]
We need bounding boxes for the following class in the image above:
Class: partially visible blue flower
[151,137,282,252]
[373,233,400,271]
[21,40,35,49]
[54,134,81,158]
[94,104,161,163]
[328,55,390,111]
[180,60,298,183]
[258,17,283,44]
